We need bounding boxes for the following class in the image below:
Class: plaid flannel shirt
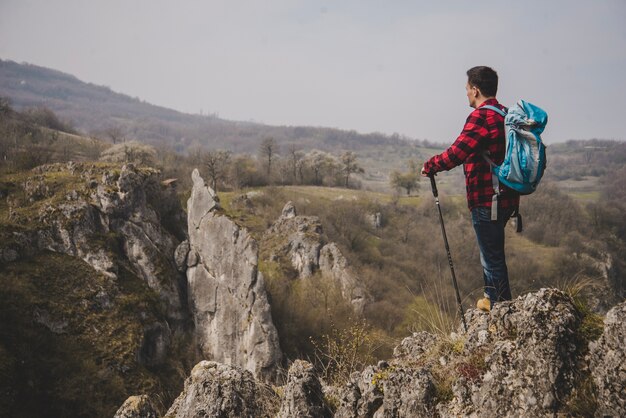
[423,99,520,211]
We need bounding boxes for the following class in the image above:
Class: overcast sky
[1,0,625,143]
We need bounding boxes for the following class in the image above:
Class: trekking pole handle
[429,174,438,198]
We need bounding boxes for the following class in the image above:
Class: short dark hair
[467,66,498,97]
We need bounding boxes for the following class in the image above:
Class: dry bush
[99,141,157,166]
[310,319,378,386]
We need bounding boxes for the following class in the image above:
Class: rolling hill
[0,59,429,154]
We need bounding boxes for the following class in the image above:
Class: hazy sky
[1,0,625,143]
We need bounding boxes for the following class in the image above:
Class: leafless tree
[259,137,278,179]
[202,149,232,191]
[105,125,125,144]
[287,144,303,184]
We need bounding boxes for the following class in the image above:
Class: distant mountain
[0,59,425,155]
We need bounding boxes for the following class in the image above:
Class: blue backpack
[482,100,548,195]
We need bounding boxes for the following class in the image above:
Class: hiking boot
[477,298,491,312]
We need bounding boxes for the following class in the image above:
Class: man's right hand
[420,165,430,177]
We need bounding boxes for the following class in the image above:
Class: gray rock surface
[589,300,626,417]
[114,395,158,418]
[392,331,437,360]
[278,360,330,418]
[165,361,279,418]
[334,366,383,418]
[186,169,281,382]
[174,239,190,272]
[380,366,436,417]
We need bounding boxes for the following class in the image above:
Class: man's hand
[420,165,430,177]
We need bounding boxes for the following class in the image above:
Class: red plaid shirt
[423,99,520,211]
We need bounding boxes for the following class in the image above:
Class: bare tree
[287,144,303,184]
[105,125,126,144]
[202,149,232,192]
[259,137,278,180]
[340,151,364,188]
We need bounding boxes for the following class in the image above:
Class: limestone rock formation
[114,395,158,418]
[278,360,330,418]
[334,288,594,417]
[14,163,188,323]
[0,162,191,416]
[185,169,281,382]
[264,201,367,313]
[164,289,625,417]
[589,300,626,417]
[165,361,279,418]
[444,289,581,416]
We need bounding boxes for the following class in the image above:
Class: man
[421,66,519,312]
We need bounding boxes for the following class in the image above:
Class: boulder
[114,395,158,418]
[278,360,330,418]
[174,239,190,272]
[165,361,279,418]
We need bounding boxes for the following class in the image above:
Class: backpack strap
[481,104,507,118]
[480,104,507,221]
[479,104,522,231]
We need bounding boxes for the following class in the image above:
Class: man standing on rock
[420,66,519,312]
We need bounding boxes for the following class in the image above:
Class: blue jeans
[471,206,515,306]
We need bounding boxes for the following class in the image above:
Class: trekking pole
[428,174,468,332]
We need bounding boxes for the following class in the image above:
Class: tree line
[189,137,366,191]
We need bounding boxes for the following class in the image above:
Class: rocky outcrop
[164,288,625,417]
[184,169,281,382]
[278,360,330,418]
[589,300,626,417]
[334,288,608,417]
[440,289,582,416]
[164,361,279,418]
[6,163,188,323]
[0,162,192,416]
[264,201,367,313]
[114,395,158,418]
